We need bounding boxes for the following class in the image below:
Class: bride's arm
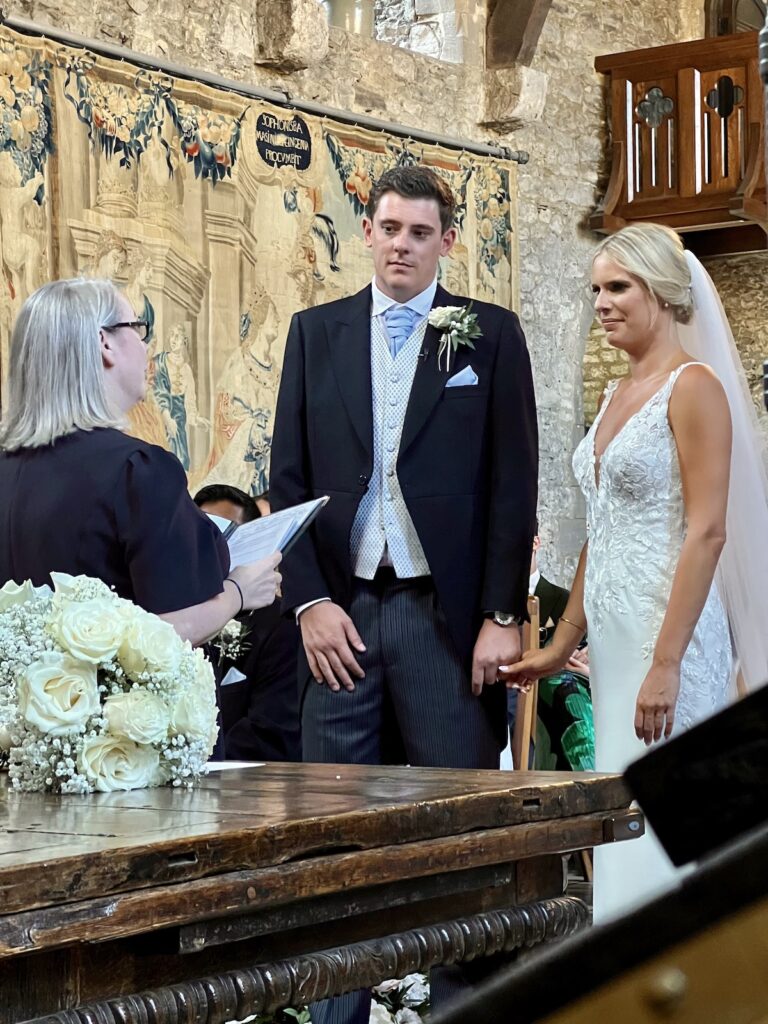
[636,364,731,744]
[500,540,589,684]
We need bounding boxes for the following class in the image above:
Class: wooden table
[0,763,641,1023]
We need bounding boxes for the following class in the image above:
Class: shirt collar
[529,569,541,593]
[370,276,438,319]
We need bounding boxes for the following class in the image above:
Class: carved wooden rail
[592,31,767,254]
[26,897,588,1024]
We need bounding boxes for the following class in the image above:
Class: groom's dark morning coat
[270,283,538,681]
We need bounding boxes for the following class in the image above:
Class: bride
[507,223,768,922]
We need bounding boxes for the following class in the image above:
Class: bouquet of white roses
[0,574,218,793]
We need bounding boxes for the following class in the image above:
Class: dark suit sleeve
[269,312,331,612]
[481,311,538,619]
[535,576,570,626]
[222,608,301,762]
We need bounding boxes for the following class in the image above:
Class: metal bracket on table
[603,807,645,843]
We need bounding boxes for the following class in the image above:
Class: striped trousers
[303,569,503,1024]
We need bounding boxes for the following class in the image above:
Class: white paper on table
[205,761,265,771]
[208,496,329,569]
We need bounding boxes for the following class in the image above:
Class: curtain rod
[0,12,529,164]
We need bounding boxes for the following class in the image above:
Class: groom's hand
[471,620,522,696]
[299,602,366,693]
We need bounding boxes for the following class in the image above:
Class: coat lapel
[326,286,373,459]
[399,283,455,457]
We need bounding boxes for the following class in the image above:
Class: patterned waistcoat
[349,316,431,579]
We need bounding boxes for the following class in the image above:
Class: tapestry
[0,25,518,494]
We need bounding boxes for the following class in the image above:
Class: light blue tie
[383,305,417,359]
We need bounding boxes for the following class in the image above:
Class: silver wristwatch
[490,611,524,627]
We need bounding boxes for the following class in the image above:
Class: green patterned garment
[534,671,595,771]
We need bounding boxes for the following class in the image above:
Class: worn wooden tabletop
[0,762,629,915]
[0,764,636,1021]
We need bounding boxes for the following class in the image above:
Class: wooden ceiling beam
[486,0,554,68]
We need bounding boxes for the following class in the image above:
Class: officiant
[0,278,281,641]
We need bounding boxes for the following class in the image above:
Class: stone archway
[705,0,766,34]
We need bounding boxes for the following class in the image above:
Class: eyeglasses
[101,320,150,343]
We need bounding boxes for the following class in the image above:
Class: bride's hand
[499,647,569,689]
[634,663,681,745]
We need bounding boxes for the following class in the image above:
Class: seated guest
[194,483,260,527]
[194,484,301,761]
[0,278,281,644]
[510,529,594,770]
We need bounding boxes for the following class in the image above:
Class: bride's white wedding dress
[573,362,732,922]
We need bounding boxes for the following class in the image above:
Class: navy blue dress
[0,428,228,613]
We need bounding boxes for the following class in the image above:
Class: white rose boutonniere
[427,302,482,372]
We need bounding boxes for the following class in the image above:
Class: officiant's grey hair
[0,278,125,451]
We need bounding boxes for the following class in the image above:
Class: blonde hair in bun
[593,223,693,324]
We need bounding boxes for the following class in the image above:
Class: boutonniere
[214,618,251,661]
[427,303,483,372]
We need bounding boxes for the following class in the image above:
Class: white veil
[679,252,768,692]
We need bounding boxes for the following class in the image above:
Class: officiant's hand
[229,553,282,611]
[471,620,522,696]
[299,601,366,692]
[634,662,680,745]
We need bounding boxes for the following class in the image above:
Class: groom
[271,165,538,773]
[271,164,537,1022]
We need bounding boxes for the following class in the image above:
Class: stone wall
[5,0,716,581]
[582,254,768,439]
[373,0,485,66]
[706,253,768,442]
[507,0,706,581]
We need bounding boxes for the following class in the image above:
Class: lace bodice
[573,363,731,733]
[574,367,694,645]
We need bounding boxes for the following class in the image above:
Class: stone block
[253,0,329,71]
[414,0,454,14]
[481,65,548,132]
[407,20,441,59]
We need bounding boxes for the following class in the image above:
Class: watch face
[494,612,514,626]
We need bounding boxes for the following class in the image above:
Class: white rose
[78,734,162,792]
[192,647,216,692]
[428,305,465,330]
[0,579,36,612]
[373,980,401,996]
[51,598,125,664]
[395,1010,423,1024]
[119,610,183,677]
[104,691,171,744]
[370,1005,395,1024]
[49,571,79,600]
[0,721,12,751]
[18,652,100,736]
[170,690,218,751]
[400,973,429,1007]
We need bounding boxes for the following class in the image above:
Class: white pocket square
[445,365,478,388]
[221,667,247,688]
